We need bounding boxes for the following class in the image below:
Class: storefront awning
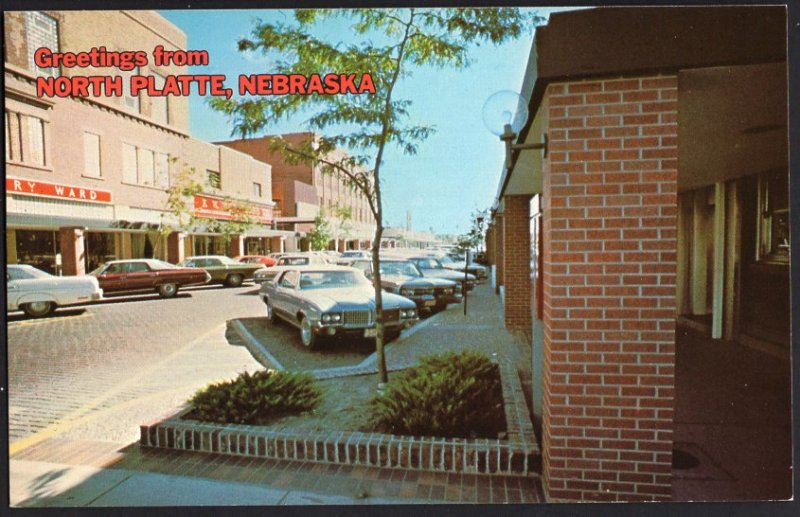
[7,213,117,230]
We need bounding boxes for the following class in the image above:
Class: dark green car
[178,255,265,287]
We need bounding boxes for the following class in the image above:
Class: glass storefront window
[16,230,57,274]
[85,232,117,272]
[757,170,790,264]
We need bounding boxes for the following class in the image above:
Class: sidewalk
[9,284,543,507]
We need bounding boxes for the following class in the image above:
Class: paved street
[8,284,267,448]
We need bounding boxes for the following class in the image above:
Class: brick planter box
[140,360,540,477]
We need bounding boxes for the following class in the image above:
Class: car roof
[184,255,228,259]
[285,265,359,272]
[104,259,161,264]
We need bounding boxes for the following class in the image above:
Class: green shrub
[185,370,322,425]
[369,350,506,439]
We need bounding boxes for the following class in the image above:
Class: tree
[211,8,540,384]
[307,213,332,251]
[162,160,258,255]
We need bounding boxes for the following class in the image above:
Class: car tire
[299,316,318,349]
[433,301,448,313]
[158,283,178,298]
[23,301,54,318]
[384,328,402,342]
[265,299,279,324]
[226,274,244,287]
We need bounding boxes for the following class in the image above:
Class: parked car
[407,256,476,292]
[89,259,210,298]
[178,255,265,287]
[259,265,418,349]
[254,253,329,284]
[7,264,103,317]
[438,254,488,280]
[336,250,371,265]
[350,258,461,312]
[236,255,277,267]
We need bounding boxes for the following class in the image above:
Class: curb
[230,319,286,371]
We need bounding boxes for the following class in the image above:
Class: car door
[203,258,225,281]
[125,262,155,290]
[274,270,299,322]
[6,269,27,310]
[98,263,128,291]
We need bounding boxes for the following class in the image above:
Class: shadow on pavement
[7,308,88,322]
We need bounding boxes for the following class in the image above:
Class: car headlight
[401,289,412,296]
[401,309,417,318]
[322,313,341,323]
[444,288,453,295]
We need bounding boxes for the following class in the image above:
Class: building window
[6,111,47,167]
[252,182,262,198]
[26,12,60,78]
[121,67,140,113]
[150,72,169,125]
[207,170,221,190]
[757,170,789,264]
[15,229,58,274]
[83,132,101,177]
[122,143,169,188]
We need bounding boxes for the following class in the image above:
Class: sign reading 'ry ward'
[6,177,112,204]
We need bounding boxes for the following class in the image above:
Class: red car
[89,259,211,298]
[236,255,277,267]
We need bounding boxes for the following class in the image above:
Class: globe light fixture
[482,90,547,172]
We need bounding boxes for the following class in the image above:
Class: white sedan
[7,264,103,317]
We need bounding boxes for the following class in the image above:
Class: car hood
[299,285,416,311]
[420,268,476,282]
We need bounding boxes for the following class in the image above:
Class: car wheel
[23,301,54,318]
[158,283,178,298]
[384,328,402,342]
[433,301,448,313]
[226,274,244,287]
[265,299,279,324]
[299,317,317,349]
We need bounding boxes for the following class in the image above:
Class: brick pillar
[167,232,186,264]
[541,76,678,502]
[503,195,532,330]
[59,227,86,276]
[495,214,505,294]
[228,235,245,257]
[485,224,495,265]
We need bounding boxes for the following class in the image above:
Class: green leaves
[368,351,506,439]
[186,370,323,426]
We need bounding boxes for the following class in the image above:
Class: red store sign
[6,177,112,204]
[193,194,273,224]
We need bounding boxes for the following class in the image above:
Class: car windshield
[10,266,52,279]
[149,260,178,270]
[279,257,310,265]
[438,256,455,264]
[414,258,442,269]
[217,256,240,265]
[298,271,367,289]
[380,261,422,277]
[88,264,105,276]
[341,251,365,258]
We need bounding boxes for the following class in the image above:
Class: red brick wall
[503,195,532,330]
[541,75,678,502]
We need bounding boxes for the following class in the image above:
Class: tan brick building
[487,7,789,502]
[219,133,377,251]
[5,10,293,275]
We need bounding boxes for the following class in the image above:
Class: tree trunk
[371,224,387,383]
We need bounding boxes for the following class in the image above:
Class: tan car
[178,255,265,287]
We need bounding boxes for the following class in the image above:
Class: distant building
[5,10,293,275]
[218,132,377,250]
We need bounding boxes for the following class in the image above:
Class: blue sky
[159,8,577,235]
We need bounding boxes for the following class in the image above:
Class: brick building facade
[5,10,294,276]
[487,7,788,501]
[219,133,377,251]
